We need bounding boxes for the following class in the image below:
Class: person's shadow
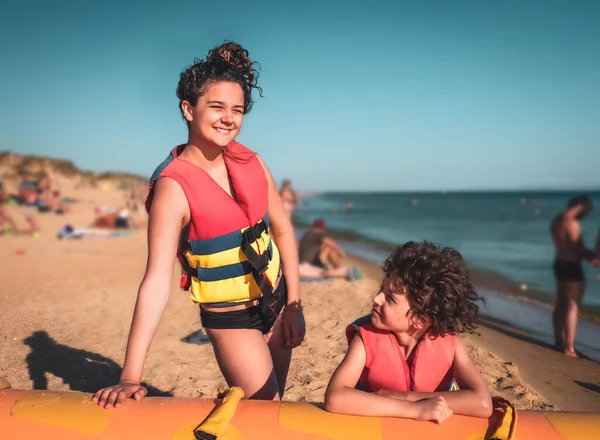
[23,330,172,396]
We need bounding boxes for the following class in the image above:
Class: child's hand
[92,381,147,409]
[414,396,453,423]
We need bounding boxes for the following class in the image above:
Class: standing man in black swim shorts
[550,195,600,357]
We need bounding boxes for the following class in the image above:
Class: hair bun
[207,42,253,80]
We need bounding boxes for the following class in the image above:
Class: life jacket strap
[240,221,270,275]
[240,221,275,305]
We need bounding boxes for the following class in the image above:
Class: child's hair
[176,41,262,118]
[383,241,484,337]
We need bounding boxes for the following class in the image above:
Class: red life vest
[346,315,456,392]
[146,141,281,305]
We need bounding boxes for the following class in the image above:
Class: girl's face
[371,277,427,333]
[182,81,244,148]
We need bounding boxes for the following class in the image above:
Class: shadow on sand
[574,380,600,395]
[23,330,172,396]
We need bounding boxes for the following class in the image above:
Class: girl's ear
[181,100,194,122]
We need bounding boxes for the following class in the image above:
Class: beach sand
[1,184,599,413]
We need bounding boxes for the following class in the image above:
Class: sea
[293,190,600,361]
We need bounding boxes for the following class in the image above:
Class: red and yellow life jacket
[146,141,281,305]
[346,315,456,392]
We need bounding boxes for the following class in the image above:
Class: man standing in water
[596,228,600,281]
[550,195,600,357]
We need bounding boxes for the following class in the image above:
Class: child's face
[370,277,413,332]
[371,277,431,334]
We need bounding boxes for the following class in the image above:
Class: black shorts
[200,277,287,334]
[553,260,584,282]
[310,255,326,269]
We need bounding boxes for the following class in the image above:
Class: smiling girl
[93,42,304,408]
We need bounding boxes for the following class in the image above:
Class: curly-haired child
[325,241,492,423]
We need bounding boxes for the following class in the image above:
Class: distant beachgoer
[125,190,141,212]
[596,228,600,281]
[345,201,353,212]
[279,179,298,219]
[35,188,53,213]
[324,242,492,422]
[0,204,40,236]
[93,41,304,409]
[17,181,39,205]
[550,195,600,357]
[0,181,6,204]
[39,172,52,191]
[0,204,18,235]
[23,210,40,235]
[50,190,69,214]
[91,206,145,229]
[298,219,361,281]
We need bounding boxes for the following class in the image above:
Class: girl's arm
[325,335,452,422]
[93,177,188,408]
[377,338,493,418]
[256,156,305,347]
[257,155,300,305]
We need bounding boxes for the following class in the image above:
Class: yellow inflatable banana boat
[1,378,598,439]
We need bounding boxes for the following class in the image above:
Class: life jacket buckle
[254,253,270,275]
[243,225,261,243]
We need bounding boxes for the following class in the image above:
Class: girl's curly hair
[176,41,263,117]
[384,241,485,337]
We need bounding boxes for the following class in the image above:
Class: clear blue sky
[1,0,598,191]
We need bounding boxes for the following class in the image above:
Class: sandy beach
[1,180,600,414]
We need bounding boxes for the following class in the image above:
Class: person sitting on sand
[93,42,304,409]
[279,179,297,219]
[91,206,146,230]
[298,219,361,280]
[23,210,40,235]
[0,181,7,204]
[50,190,69,214]
[0,203,19,235]
[325,241,492,423]
[0,204,40,236]
[34,188,53,213]
[39,171,52,192]
[550,195,600,357]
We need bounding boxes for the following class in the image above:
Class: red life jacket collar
[346,315,456,392]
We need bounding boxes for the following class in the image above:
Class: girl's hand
[92,381,148,409]
[283,303,306,348]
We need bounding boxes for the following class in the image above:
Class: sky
[0,0,599,192]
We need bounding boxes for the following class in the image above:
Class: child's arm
[325,335,453,423]
[376,338,493,418]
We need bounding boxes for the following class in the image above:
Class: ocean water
[294,191,600,361]
[294,191,600,307]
